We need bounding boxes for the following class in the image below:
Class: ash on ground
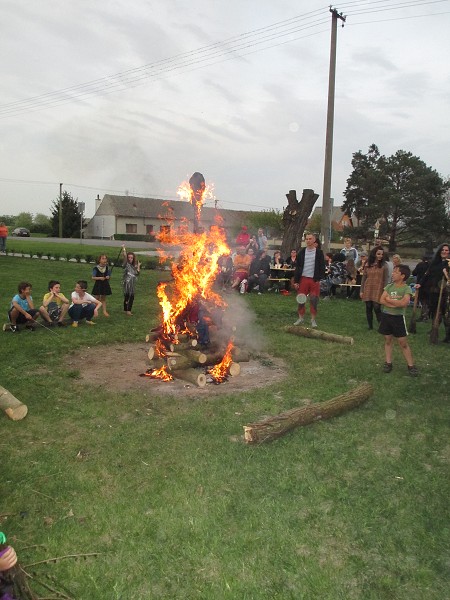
[64,343,286,397]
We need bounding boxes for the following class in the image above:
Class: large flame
[208,340,234,383]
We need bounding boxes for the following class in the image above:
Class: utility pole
[321,7,345,254]
[59,183,63,238]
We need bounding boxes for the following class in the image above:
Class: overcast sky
[1,0,449,218]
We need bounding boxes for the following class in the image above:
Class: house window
[160,225,170,234]
[126,224,137,234]
[146,225,154,234]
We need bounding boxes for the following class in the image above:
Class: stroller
[320,261,347,298]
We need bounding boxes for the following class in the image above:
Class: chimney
[95,194,102,213]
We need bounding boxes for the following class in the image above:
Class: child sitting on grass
[378,264,418,377]
[7,281,43,332]
[68,280,102,328]
[40,280,70,326]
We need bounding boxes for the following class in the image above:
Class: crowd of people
[5,245,141,332]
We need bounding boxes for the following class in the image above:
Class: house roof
[96,195,249,228]
[310,205,350,223]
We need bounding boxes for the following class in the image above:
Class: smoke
[217,293,267,353]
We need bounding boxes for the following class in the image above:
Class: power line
[1,0,446,118]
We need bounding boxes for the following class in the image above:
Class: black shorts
[8,307,39,324]
[378,313,408,338]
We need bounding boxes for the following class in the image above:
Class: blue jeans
[0,237,6,252]
[69,304,95,322]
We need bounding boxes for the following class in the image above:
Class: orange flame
[144,366,174,381]
[208,340,234,382]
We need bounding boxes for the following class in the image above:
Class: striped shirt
[303,248,316,278]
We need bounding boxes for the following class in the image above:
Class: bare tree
[281,189,319,256]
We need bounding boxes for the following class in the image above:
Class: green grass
[1,256,449,600]
[6,240,149,260]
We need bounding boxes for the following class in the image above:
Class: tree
[247,209,283,238]
[32,213,52,235]
[14,212,33,229]
[50,191,84,238]
[280,189,318,257]
[343,145,449,251]
[0,215,15,226]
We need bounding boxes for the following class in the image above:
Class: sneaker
[9,324,18,333]
[311,319,318,328]
[383,362,393,373]
[294,317,304,326]
[257,292,262,295]
[72,322,79,328]
[408,365,419,377]
[86,320,96,326]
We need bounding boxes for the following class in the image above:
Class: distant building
[83,195,247,241]
[308,206,354,233]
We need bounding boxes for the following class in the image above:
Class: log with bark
[0,385,28,421]
[284,325,354,345]
[171,368,206,388]
[243,382,373,444]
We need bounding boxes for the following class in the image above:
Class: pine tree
[50,191,84,238]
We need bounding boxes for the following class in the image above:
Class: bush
[85,254,94,264]
[53,253,60,262]
[74,254,82,263]
[65,253,73,262]
[142,258,160,270]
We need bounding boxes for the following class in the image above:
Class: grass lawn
[1,256,449,599]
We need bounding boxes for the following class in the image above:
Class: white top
[303,248,316,278]
[70,291,97,308]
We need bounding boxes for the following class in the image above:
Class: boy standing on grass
[68,280,102,328]
[379,265,418,377]
[7,281,42,332]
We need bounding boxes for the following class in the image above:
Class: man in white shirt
[293,234,326,328]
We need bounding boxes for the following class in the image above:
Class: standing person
[7,281,44,332]
[122,245,141,315]
[0,222,8,253]
[341,237,358,262]
[379,264,418,376]
[257,228,268,251]
[360,246,389,329]
[91,254,112,317]
[416,243,450,322]
[412,253,432,321]
[235,226,250,247]
[69,280,101,327]
[293,233,326,328]
[40,280,70,326]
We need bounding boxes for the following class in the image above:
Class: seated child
[8,281,42,332]
[40,280,70,326]
[68,280,102,328]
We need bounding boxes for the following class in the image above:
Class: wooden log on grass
[0,386,28,421]
[284,325,354,345]
[172,368,206,388]
[243,382,373,444]
[228,362,241,376]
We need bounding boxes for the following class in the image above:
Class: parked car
[12,227,31,237]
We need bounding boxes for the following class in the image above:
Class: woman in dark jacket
[416,243,449,321]
[247,250,271,294]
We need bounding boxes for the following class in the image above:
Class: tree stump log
[230,348,250,362]
[0,386,28,421]
[229,362,241,376]
[284,325,354,345]
[167,355,198,371]
[172,368,206,388]
[243,382,373,444]
[185,349,207,364]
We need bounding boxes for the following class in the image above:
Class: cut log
[202,351,228,366]
[243,382,373,444]
[147,357,166,370]
[172,368,206,388]
[0,386,28,421]
[229,362,241,376]
[230,348,250,362]
[167,355,198,371]
[284,325,354,345]
[185,349,207,364]
[172,341,198,352]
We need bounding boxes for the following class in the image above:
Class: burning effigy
[143,173,245,387]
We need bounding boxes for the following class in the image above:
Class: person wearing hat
[235,226,250,247]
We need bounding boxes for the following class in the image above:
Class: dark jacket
[250,256,271,277]
[294,247,326,283]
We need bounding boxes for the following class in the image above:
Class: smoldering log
[173,368,207,388]
[147,357,166,370]
[243,382,373,444]
[284,325,354,345]
[173,340,198,351]
[0,386,28,421]
[230,347,250,362]
[167,355,198,371]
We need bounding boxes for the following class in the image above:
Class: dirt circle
[65,343,287,397]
